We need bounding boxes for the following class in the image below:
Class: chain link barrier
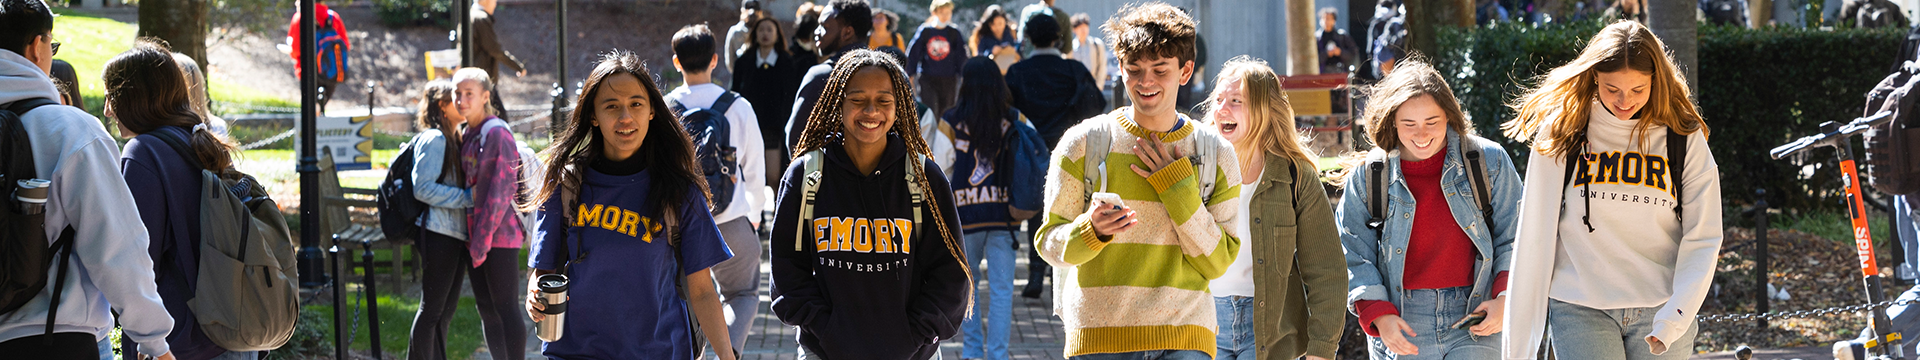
[1699,298,1920,323]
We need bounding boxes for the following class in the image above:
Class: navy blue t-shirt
[529,166,732,360]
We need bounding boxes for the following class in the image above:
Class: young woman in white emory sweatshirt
[1499,21,1723,360]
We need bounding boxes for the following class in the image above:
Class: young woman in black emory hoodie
[770,49,970,360]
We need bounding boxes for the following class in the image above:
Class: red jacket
[286,3,350,78]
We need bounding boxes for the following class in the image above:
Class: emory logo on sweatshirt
[810,217,914,254]
[1571,150,1675,191]
[572,203,670,242]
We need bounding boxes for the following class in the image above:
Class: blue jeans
[961,230,1017,360]
[1367,287,1499,360]
[1547,299,1698,360]
[1845,195,1920,357]
[1213,296,1255,360]
[1067,350,1212,360]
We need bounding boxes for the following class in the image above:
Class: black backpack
[1861,25,1920,196]
[0,98,80,336]
[668,93,741,214]
[377,142,426,241]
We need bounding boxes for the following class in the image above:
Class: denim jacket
[1336,129,1520,313]
[410,129,472,240]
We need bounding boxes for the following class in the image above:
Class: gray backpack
[151,130,299,351]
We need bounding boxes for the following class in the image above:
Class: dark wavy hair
[526,50,711,220]
[946,56,1012,156]
[104,39,236,172]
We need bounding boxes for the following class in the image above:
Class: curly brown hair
[1102,2,1195,64]
[791,49,972,313]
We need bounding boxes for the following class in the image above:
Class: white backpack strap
[1190,122,1219,203]
[1082,119,1112,200]
[906,153,925,239]
[795,150,826,251]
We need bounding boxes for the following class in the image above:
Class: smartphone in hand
[1091,192,1126,214]
[1451,311,1488,330]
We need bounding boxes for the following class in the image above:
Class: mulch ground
[1694,227,1906,353]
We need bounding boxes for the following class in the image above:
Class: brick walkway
[739,239,1070,360]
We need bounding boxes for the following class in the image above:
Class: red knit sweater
[1356,149,1508,336]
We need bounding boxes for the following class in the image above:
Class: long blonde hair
[1203,56,1316,169]
[1503,20,1706,157]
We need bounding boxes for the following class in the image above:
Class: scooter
[1772,111,1904,360]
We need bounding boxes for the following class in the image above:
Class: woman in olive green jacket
[1203,56,1348,360]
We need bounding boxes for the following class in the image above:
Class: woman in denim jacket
[1336,59,1521,360]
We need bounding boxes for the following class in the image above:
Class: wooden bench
[317,150,416,279]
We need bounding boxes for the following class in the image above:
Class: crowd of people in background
[0,0,1760,358]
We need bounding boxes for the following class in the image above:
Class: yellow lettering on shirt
[619,210,641,237]
[853,219,874,253]
[576,204,604,227]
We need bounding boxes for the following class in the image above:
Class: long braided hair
[792,49,972,312]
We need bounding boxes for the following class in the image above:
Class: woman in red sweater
[1335,59,1523,360]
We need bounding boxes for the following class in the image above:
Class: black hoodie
[769,134,969,360]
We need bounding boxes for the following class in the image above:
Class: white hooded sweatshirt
[1502,102,1724,359]
[0,50,175,357]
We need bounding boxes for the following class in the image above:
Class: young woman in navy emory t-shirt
[522,51,738,360]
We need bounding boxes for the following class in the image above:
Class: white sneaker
[1835,340,1863,360]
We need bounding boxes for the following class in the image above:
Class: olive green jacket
[1247,154,1346,360]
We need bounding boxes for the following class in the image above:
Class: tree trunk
[138,0,210,76]
[1404,0,1472,59]
[1751,0,1773,27]
[1647,0,1698,88]
[1288,0,1317,75]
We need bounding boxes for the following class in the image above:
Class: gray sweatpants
[711,217,764,356]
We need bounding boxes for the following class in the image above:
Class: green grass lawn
[302,295,485,360]
[50,8,296,119]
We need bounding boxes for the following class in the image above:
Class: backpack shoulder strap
[1667,128,1686,219]
[794,149,827,251]
[1462,136,1496,227]
[905,153,925,241]
[710,92,739,115]
[1081,117,1113,200]
[1365,153,1386,232]
[1190,120,1219,203]
[5,98,59,116]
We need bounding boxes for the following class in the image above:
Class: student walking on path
[524,51,738,360]
[1202,56,1346,360]
[1336,59,1520,360]
[1501,20,1723,360]
[1033,4,1243,359]
[769,49,970,360]
[108,40,262,360]
[667,24,766,358]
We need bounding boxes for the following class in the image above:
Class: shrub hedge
[1433,21,1907,210]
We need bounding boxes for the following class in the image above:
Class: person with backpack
[0,1,178,358]
[285,0,349,112]
[769,49,969,360]
[1005,12,1106,300]
[925,56,1043,360]
[1034,4,1242,359]
[522,50,738,360]
[1334,58,1519,360]
[451,67,530,360]
[402,78,477,360]
[1501,21,1723,360]
[1202,56,1346,360]
[1832,25,1920,360]
[666,24,766,357]
[109,39,271,360]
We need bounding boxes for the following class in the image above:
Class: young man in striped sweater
[1034,3,1243,359]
